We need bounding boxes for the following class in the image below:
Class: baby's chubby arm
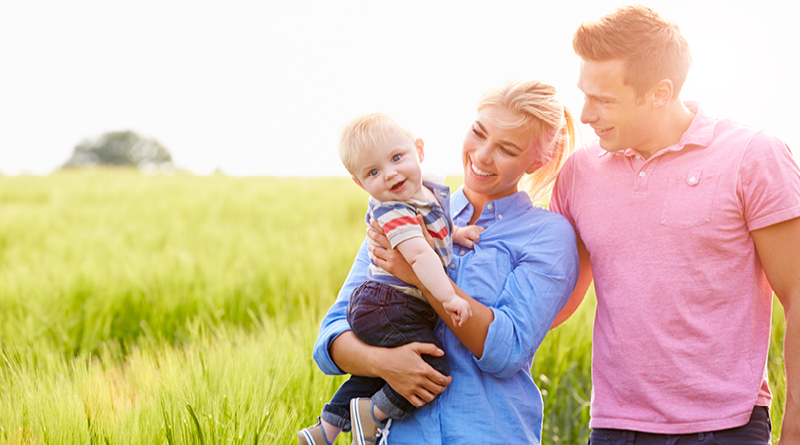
[452,225,485,249]
[395,237,472,326]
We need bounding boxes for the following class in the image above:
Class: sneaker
[350,398,392,445]
[297,419,334,445]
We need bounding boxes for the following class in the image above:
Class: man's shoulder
[561,141,606,175]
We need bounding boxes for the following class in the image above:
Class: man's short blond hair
[573,5,692,98]
[338,112,415,176]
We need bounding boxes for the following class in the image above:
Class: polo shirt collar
[599,101,715,159]
[675,101,715,149]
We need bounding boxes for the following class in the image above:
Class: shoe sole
[297,429,313,445]
[350,398,368,445]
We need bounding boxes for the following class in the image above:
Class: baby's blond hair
[338,112,415,176]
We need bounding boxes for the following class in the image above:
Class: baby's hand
[442,295,472,327]
[453,225,485,249]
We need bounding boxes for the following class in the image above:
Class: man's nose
[580,101,596,124]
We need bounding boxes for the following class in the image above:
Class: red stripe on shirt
[382,216,420,232]
[427,226,448,240]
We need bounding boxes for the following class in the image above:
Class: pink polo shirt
[550,103,800,433]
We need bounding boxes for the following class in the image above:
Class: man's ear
[415,138,425,162]
[650,79,674,108]
[352,176,364,189]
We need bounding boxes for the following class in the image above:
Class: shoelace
[376,418,392,445]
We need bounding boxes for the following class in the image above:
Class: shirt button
[460,249,466,255]
[487,203,493,210]
[449,263,456,269]
[688,175,698,185]
[498,214,503,219]
[639,172,646,177]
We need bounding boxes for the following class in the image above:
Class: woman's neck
[463,188,514,225]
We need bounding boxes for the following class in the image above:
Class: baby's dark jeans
[320,280,449,431]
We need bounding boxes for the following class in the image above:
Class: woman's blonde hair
[477,79,578,205]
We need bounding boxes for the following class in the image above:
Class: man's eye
[369,169,379,177]
[392,154,401,162]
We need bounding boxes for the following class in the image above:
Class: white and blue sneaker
[350,398,391,445]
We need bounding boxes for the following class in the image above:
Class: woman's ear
[525,158,545,174]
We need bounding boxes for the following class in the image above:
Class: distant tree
[63,130,173,168]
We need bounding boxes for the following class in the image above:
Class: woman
[313,79,579,444]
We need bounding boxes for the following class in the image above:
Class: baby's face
[353,130,425,202]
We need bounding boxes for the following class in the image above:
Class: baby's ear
[352,176,364,189]
[415,138,425,162]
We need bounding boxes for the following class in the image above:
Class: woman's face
[462,106,541,202]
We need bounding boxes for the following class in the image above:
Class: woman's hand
[330,331,451,407]
[374,342,452,406]
[367,217,424,288]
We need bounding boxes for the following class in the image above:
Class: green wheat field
[0,169,786,444]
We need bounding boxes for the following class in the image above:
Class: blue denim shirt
[313,185,579,444]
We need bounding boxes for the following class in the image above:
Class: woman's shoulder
[503,204,576,247]
[523,204,573,229]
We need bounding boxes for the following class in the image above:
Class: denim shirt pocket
[660,169,719,229]
[458,246,512,307]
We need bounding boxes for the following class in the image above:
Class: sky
[1,0,798,176]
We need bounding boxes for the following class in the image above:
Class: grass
[0,169,787,444]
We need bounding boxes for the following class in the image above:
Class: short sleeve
[738,131,800,231]
[372,202,425,248]
[549,152,577,228]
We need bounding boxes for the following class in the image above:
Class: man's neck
[639,100,696,159]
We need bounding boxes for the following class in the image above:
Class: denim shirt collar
[450,186,533,226]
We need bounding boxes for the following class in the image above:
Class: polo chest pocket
[660,169,719,229]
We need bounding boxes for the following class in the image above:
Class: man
[550,5,799,444]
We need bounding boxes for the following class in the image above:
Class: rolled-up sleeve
[475,217,579,378]
[312,238,370,375]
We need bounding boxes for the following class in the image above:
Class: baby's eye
[392,154,401,162]
[369,169,379,177]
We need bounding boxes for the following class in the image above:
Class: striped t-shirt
[365,184,452,299]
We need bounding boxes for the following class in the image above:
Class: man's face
[578,59,657,157]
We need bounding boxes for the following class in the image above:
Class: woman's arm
[550,235,592,329]
[312,238,451,404]
[369,215,579,374]
[330,331,451,407]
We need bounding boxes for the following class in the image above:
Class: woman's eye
[472,128,484,138]
[392,154,401,162]
[499,146,514,156]
[369,169,379,177]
